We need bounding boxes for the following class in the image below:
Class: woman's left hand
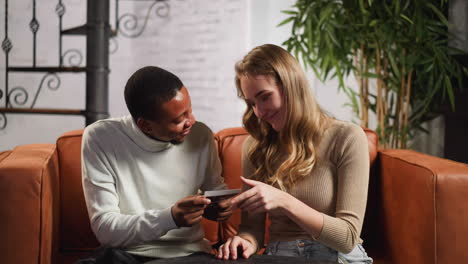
[231,176,289,213]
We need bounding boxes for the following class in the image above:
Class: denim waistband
[264,240,373,264]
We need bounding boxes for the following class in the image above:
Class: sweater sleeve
[200,130,226,191]
[238,137,266,251]
[316,124,370,253]
[81,127,177,248]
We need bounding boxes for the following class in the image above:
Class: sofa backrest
[55,126,378,254]
[215,127,379,246]
[56,130,99,252]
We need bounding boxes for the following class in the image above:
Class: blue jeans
[75,247,156,264]
[264,240,373,264]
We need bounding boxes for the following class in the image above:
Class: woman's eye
[261,94,270,102]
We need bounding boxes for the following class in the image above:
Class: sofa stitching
[0,151,12,164]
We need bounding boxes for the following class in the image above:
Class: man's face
[138,86,196,143]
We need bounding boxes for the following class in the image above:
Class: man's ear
[136,118,152,134]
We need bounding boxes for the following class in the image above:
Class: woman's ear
[136,118,152,134]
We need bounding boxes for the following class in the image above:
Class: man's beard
[170,138,183,145]
[169,139,184,145]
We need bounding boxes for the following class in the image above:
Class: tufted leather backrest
[215,126,379,245]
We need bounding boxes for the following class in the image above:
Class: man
[79,66,232,263]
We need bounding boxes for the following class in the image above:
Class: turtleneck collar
[122,115,173,152]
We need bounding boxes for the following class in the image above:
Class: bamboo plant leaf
[426,3,449,26]
[281,10,298,15]
[400,14,413,24]
[444,75,455,110]
[277,17,295,27]
[278,0,466,149]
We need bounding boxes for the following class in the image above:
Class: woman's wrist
[279,193,325,239]
[278,191,296,213]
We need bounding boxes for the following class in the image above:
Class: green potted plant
[280,0,467,148]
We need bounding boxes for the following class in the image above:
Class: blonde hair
[235,44,330,190]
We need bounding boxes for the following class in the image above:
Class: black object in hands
[203,189,240,221]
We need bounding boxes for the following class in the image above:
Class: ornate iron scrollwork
[1,0,172,130]
[31,73,61,108]
[117,0,169,38]
[0,113,6,130]
[6,73,61,108]
[62,49,83,66]
[2,37,12,53]
[109,37,118,54]
[55,1,66,17]
[8,87,29,107]
[29,18,40,33]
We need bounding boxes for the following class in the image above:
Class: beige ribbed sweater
[239,120,370,253]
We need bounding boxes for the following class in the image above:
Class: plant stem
[401,69,413,148]
[359,43,369,128]
[396,50,407,149]
[382,57,389,149]
[375,44,385,148]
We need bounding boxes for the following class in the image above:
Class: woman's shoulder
[244,134,254,145]
[242,135,255,154]
[321,119,367,154]
[325,119,365,139]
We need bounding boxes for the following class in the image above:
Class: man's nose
[185,113,195,128]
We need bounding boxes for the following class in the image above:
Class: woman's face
[240,75,286,131]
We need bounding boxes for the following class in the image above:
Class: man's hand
[171,195,211,227]
[203,198,234,222]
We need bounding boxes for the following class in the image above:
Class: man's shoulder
[83,116,128,141]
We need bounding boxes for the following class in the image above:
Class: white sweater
[81,115,225,258]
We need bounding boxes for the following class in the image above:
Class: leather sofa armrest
[378,149,468,264]
[0,144,60,264]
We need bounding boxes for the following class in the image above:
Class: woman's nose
[254,105,266,119]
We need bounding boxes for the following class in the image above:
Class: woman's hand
[216,235,256,260]
[231,176,289,214]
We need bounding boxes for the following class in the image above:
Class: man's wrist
[169,206,180,228]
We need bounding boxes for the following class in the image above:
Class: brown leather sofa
[1,127,468,264]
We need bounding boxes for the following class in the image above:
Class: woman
[216,44,373,263]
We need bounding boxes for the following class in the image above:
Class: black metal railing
[1,0,170,130]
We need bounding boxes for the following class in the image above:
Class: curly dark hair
[124,66,183,121]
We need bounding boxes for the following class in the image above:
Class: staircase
[0,0,112,129]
